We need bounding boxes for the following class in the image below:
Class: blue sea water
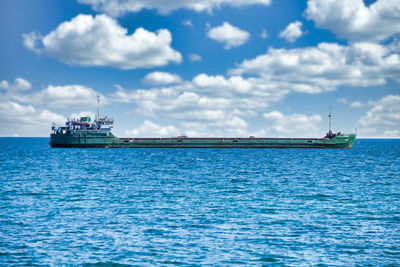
[1,138,400,266]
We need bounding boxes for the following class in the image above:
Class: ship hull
[50,133,356,148]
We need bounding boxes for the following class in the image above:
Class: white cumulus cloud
[357,94,400,137]
[1,78,101,109]
[259,111,323,137]
[0,78,31,91]
[207,22,250,49]
[21,32,42,53]
[22,14,182,70]
[126,120,180,137]
[78,0,271,16]
[337,97,348,104]
[189,53,203,62]
[0,78,109,136]
[0,101,66,137]
[230,42,400,93]
[260,29,268,39]
[142,72,182,85]
[0,77,112,136]
[112,73,291,116]
[279,21,303,43]
[305,0,400,42]
[111,73,293,137]
[350,101,364,108]
[126,115,248,137]
[182,20,194,28]
[31,85,101,108]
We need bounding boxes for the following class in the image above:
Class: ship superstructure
[51,116,114,136]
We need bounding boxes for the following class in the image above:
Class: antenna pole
[329,105,332,133]
[97,94,100,121]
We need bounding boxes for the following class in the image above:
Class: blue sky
[0,0,399,137]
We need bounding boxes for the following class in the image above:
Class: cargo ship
[50,112,356,148]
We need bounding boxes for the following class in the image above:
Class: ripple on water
[0,138,400,265]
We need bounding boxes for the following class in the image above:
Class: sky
[0,0,399,138]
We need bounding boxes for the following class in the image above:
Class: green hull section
[50,133,356,148]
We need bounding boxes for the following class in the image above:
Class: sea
[1,138,400,266]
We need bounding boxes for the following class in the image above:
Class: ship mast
[96,94,100,121]
[329,105,332,133]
